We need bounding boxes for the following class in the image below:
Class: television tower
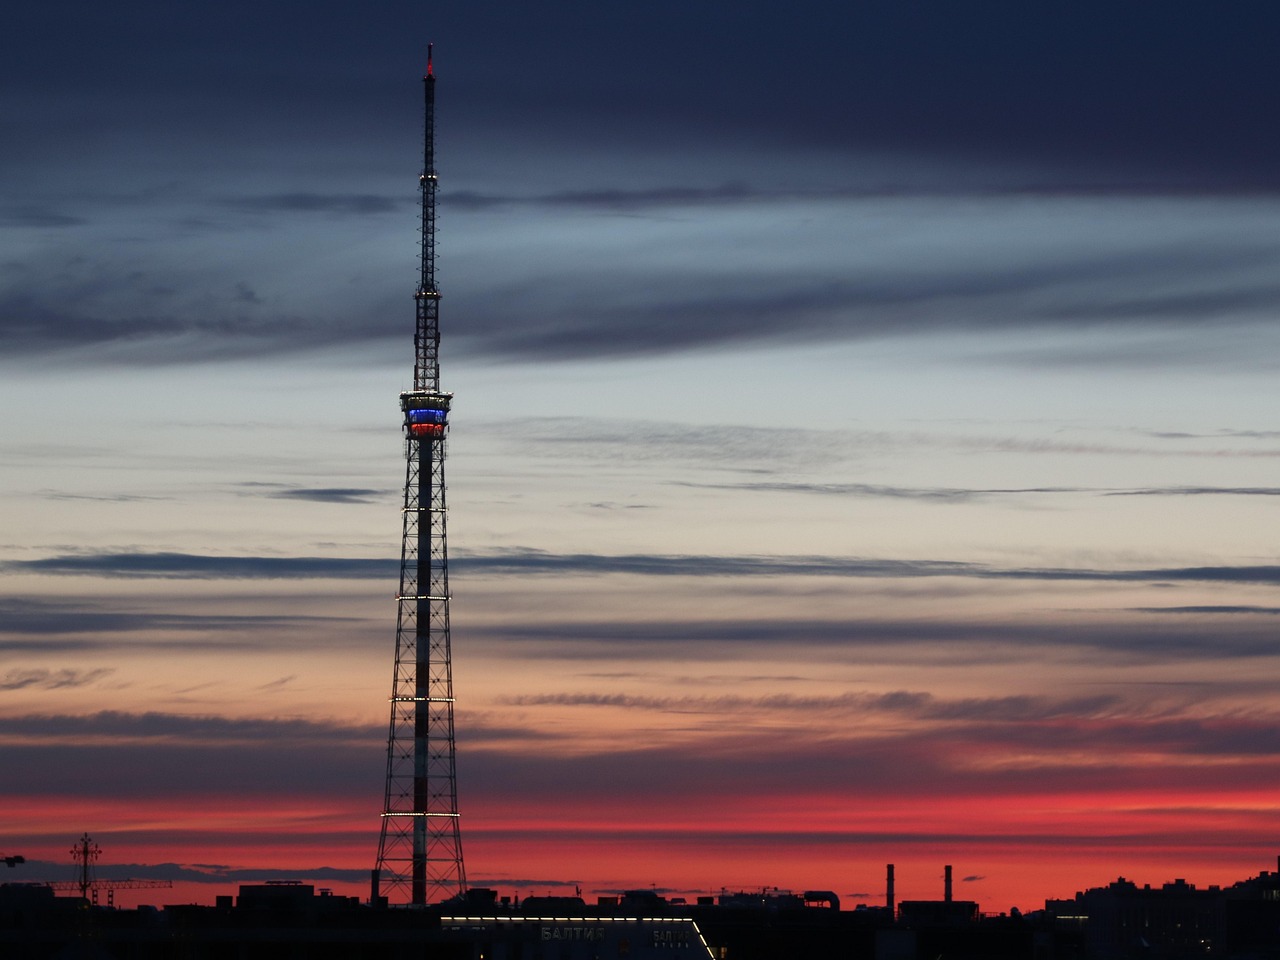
[373,44,466,906]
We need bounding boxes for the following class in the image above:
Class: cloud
[1147,430,1280,441]
[0,596,365,643]
[0,668,114,690]
[0,712,384,800]
[500,690,1123,726]
[485,689,1280,772]
[7,695,1280,877]
[6,549,1280,590]
[39,491,172,503]
[0,292,324,365]
[255,675,297,691]
[684,481,1280,502]
[1134,606,1280,616]
[0,206,84,228]
[477,418,1279,477]
[13,2,1280,190]
[463,615,1280,666]
[444,180,1280,215]
[220,193,401,216]
[6,2,1280,376]
[8,190,1280,370]
[1104,486,1280,497]
[264,488,390,505]
[0,552,395,580]
[444,183,758,212]
[13,859,372,886]
[452,234,1280,367]
[456,550,1280,589]
[0,710,377,744]
[681,481,1083,503]
[233,281,262,304]
[457,716,1280,809]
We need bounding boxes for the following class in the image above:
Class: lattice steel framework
[373,45,466,906]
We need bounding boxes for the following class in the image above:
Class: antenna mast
[415,41,440,392]
[72,833,100,898]
[373,43,467,906]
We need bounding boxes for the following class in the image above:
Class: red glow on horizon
[4,787,1277,913]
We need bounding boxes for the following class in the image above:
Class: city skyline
[3,2,1280,911]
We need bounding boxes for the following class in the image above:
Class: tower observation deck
[373,45,467,906]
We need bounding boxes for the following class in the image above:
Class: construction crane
[44,833,171,906]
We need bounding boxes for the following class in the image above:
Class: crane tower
[372,45,467,906]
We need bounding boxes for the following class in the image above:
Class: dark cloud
[9,701,1280,814]
[485,690,1280,773]
[481,417,1278,470]
[0,668,113,690]
[1104,486,1280,498]
[0,710,376,744]
[456,550,1280,589]
[0,206,84,228]
[444,183,758,212]
[7,860,371,886]
[0,552,394,580]
[968,714,1280,762]
[3,3,1280,370]
[264,487,390,505]
[503,690,1124,726]
[456,244,1280,365]
[481,418,856,468]
[7,549,1280,590]
[1170,430,1280,441]
[680,481,1280,502]
[462,615,1280,665]
[40,491,172,503]
[470,823,1276,854]
[0,711,383,799]
[0,596,365,641]
[682,481,1082,503]
[452,4,1280,193]
[458,719,1280,808]
[0,292,323,363]
[11,2,1280,189]
[1135,606,1280,616]
[126,864,369,885]
[446,179,1280,214]
[220,193,401,216]
[233,281,261,304]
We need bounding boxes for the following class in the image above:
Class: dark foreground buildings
[8,859,1280,960]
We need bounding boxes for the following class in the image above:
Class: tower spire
[374,46,466,906]
[415,42,440,392]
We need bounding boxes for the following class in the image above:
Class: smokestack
[886,864,895,917]
[944,864,953,903]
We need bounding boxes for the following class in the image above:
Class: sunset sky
[3,2,1280,912]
